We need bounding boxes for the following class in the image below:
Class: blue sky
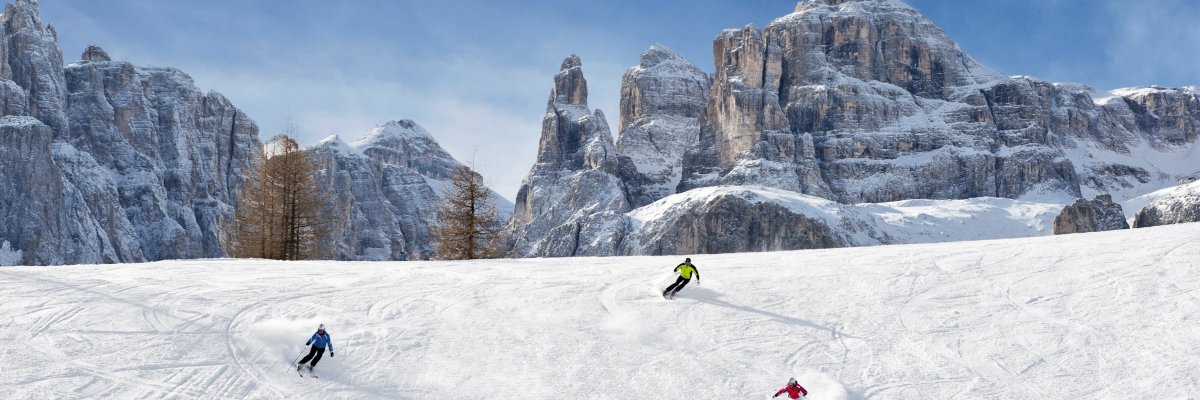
[39,0,1200,200]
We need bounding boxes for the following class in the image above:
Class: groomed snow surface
[3,223,1199,399]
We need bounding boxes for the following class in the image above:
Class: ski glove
[330,352,334,357]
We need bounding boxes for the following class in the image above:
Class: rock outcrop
[0,0,261,265]
[1133,181,1200,228]
[1052,195,1129,235]
[620,186,1066,255]
[506,55,637,257]
[617,44,711,207]
[62,59,260,261]
[80,45,109,62]
[622,187,854,255]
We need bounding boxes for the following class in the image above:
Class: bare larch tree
[223,134,335,260]
[431,165,503,260]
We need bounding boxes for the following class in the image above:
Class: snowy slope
[3,223,1199,399]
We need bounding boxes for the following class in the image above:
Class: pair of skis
[292,353,319,378]
[296,364,318,378]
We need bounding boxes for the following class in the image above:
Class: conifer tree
[431,165,503,260]
[223,134,335,260]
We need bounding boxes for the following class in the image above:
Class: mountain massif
[1,0,1197,265]
[504,0,1200,257]
[0,0,259,265]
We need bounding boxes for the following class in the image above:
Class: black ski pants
[299,346,325,368]
[664,276,691,294]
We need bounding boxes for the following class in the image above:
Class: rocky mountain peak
[507,55,636,257]
[352,119,432,148]
[637,44,687,69]
[314,134,359,156]
[0,0,67,132]
[619,44,712,206]
[81,45,110,62]
[2,0,44,33]
[552,54,587,107]
[796,0,904,12]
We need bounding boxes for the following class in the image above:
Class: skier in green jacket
[662,258,700,299]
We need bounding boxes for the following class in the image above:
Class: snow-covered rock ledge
[620,186,1065,255]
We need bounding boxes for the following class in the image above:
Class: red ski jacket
[774,384,808,399]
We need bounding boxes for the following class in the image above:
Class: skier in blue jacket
[297,324,334,373]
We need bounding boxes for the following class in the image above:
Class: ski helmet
[685,257,691,263]
[788,377,797,385]
[318,323,326,330]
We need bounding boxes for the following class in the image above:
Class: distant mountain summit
[311,120,511,260]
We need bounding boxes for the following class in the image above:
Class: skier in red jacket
[773,377,808,399]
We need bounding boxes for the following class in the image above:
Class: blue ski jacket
[307,331,334,351]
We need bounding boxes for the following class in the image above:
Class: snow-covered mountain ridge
[3,222,1198,398]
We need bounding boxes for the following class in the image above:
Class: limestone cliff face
[0,0,262,265]
[1052,195,1129,235]
[507,56,636,257]
[617,45,711,207]
[0,117,115,264]
[62,59,260,261]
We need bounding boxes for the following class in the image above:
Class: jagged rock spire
[507,54,635,257]
[551,54,587,107]
[1,0,67,133]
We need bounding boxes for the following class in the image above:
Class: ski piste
[5,222,1200,397]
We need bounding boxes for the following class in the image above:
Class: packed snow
[4,223,1198,398]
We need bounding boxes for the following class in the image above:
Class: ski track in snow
[2,224,1200,399]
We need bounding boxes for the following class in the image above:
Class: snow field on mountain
[2,223,1199,399]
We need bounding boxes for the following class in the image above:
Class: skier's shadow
[680,286,856,338]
